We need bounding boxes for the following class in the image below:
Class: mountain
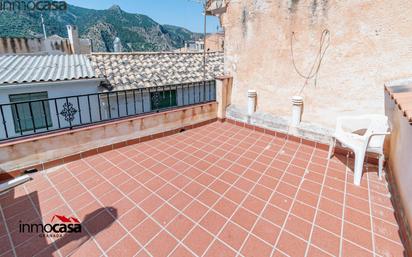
[0,3,203,52]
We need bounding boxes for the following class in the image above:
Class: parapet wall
[0,102,217,176]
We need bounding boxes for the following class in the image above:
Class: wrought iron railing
[0,80,216,141]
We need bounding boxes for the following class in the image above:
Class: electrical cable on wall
[290,29,331,95]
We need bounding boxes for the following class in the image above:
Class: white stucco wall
[0,80,100,139]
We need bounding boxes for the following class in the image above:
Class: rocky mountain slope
[0,3,202,52]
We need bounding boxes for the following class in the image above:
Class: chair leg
[328,138,336,159]
[378,154,385,180]
[353,150,366,186]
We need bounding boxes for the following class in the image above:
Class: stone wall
[0,37,91,55]
[216,0,412,136]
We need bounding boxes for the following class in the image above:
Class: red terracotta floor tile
[0,122,406,257]
[252,218,281,245]
[214,198,237,218]
[204,240,236,257]
[107,235,140,257]
[318,197,343,219]
[166,214,194,240]
[343,222,373,251]
[374,234,405,257]
[183,226,214,256]
[241,234,273,257]
[306,245,332,257]
[119,207,147,230]
[345,206,372,230]
[218,221,248,250]
[169,245,195,257]
[131,218,161,246]
[183,200,208,221]
[146,231,178,257]
[291,201,316,223]
[232,207,258,231]
[315,210,342,235]
[139,194,164,214]
[311,226,340,256]
[341,239,373,257]
[224,187,247,204]
[276,231,307,257]
[262,205,288,227]
[285,214,312,240]
[200,210,227,235]
[269,193,293,212]
[373,217,402,243]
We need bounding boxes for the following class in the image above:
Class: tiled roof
[0,54,99,85]
[90,52,224,90]
[385,82,412,123]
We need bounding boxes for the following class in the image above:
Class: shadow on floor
[0,182,117,257]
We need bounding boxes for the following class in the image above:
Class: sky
[66,0,220,33]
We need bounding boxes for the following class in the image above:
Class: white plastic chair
[328,115,390,186]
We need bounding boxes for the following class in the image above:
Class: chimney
[67,25,80,54]
[113,37,122,52]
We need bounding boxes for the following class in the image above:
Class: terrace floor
[0,122,405,257]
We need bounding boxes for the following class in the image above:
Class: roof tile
[0,54,99,85]
[90,52,224,91]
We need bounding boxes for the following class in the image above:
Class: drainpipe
[247,90,257,116]
[291,96,304,126]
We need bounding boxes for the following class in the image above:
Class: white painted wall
[0,80,100,139]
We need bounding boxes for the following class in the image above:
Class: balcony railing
[0,80,216,141]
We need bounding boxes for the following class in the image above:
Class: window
[150,90,177,110]
[9,92,52,133]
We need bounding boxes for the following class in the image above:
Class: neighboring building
[0,52,224,140]
[176,40,205,53]
[90,52,223,115]
[205,32,224,52]
[0,25,91,55]
[90,52,223,89]
[0,54,103,139]
[207,0,412,141]
[176,33,224,53]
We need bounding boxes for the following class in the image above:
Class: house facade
[90,52,223,119]
[207,0,412,141]
[0,52,223,140]
[0,54,103,139]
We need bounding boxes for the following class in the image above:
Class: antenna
[41,14,47,39]
[37,0,47,39]
[188,0,207,82]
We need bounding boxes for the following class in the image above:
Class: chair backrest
[364,115,389,149]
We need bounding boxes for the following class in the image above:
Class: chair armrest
[335,116,369,134]
[366,132,390,147]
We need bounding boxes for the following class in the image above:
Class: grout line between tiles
[338,154,350,257]
[95,125,255,256]
[0,201,17,257]
[303,144,330,256]
[237,140,305,256]
[42,171,108,257]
